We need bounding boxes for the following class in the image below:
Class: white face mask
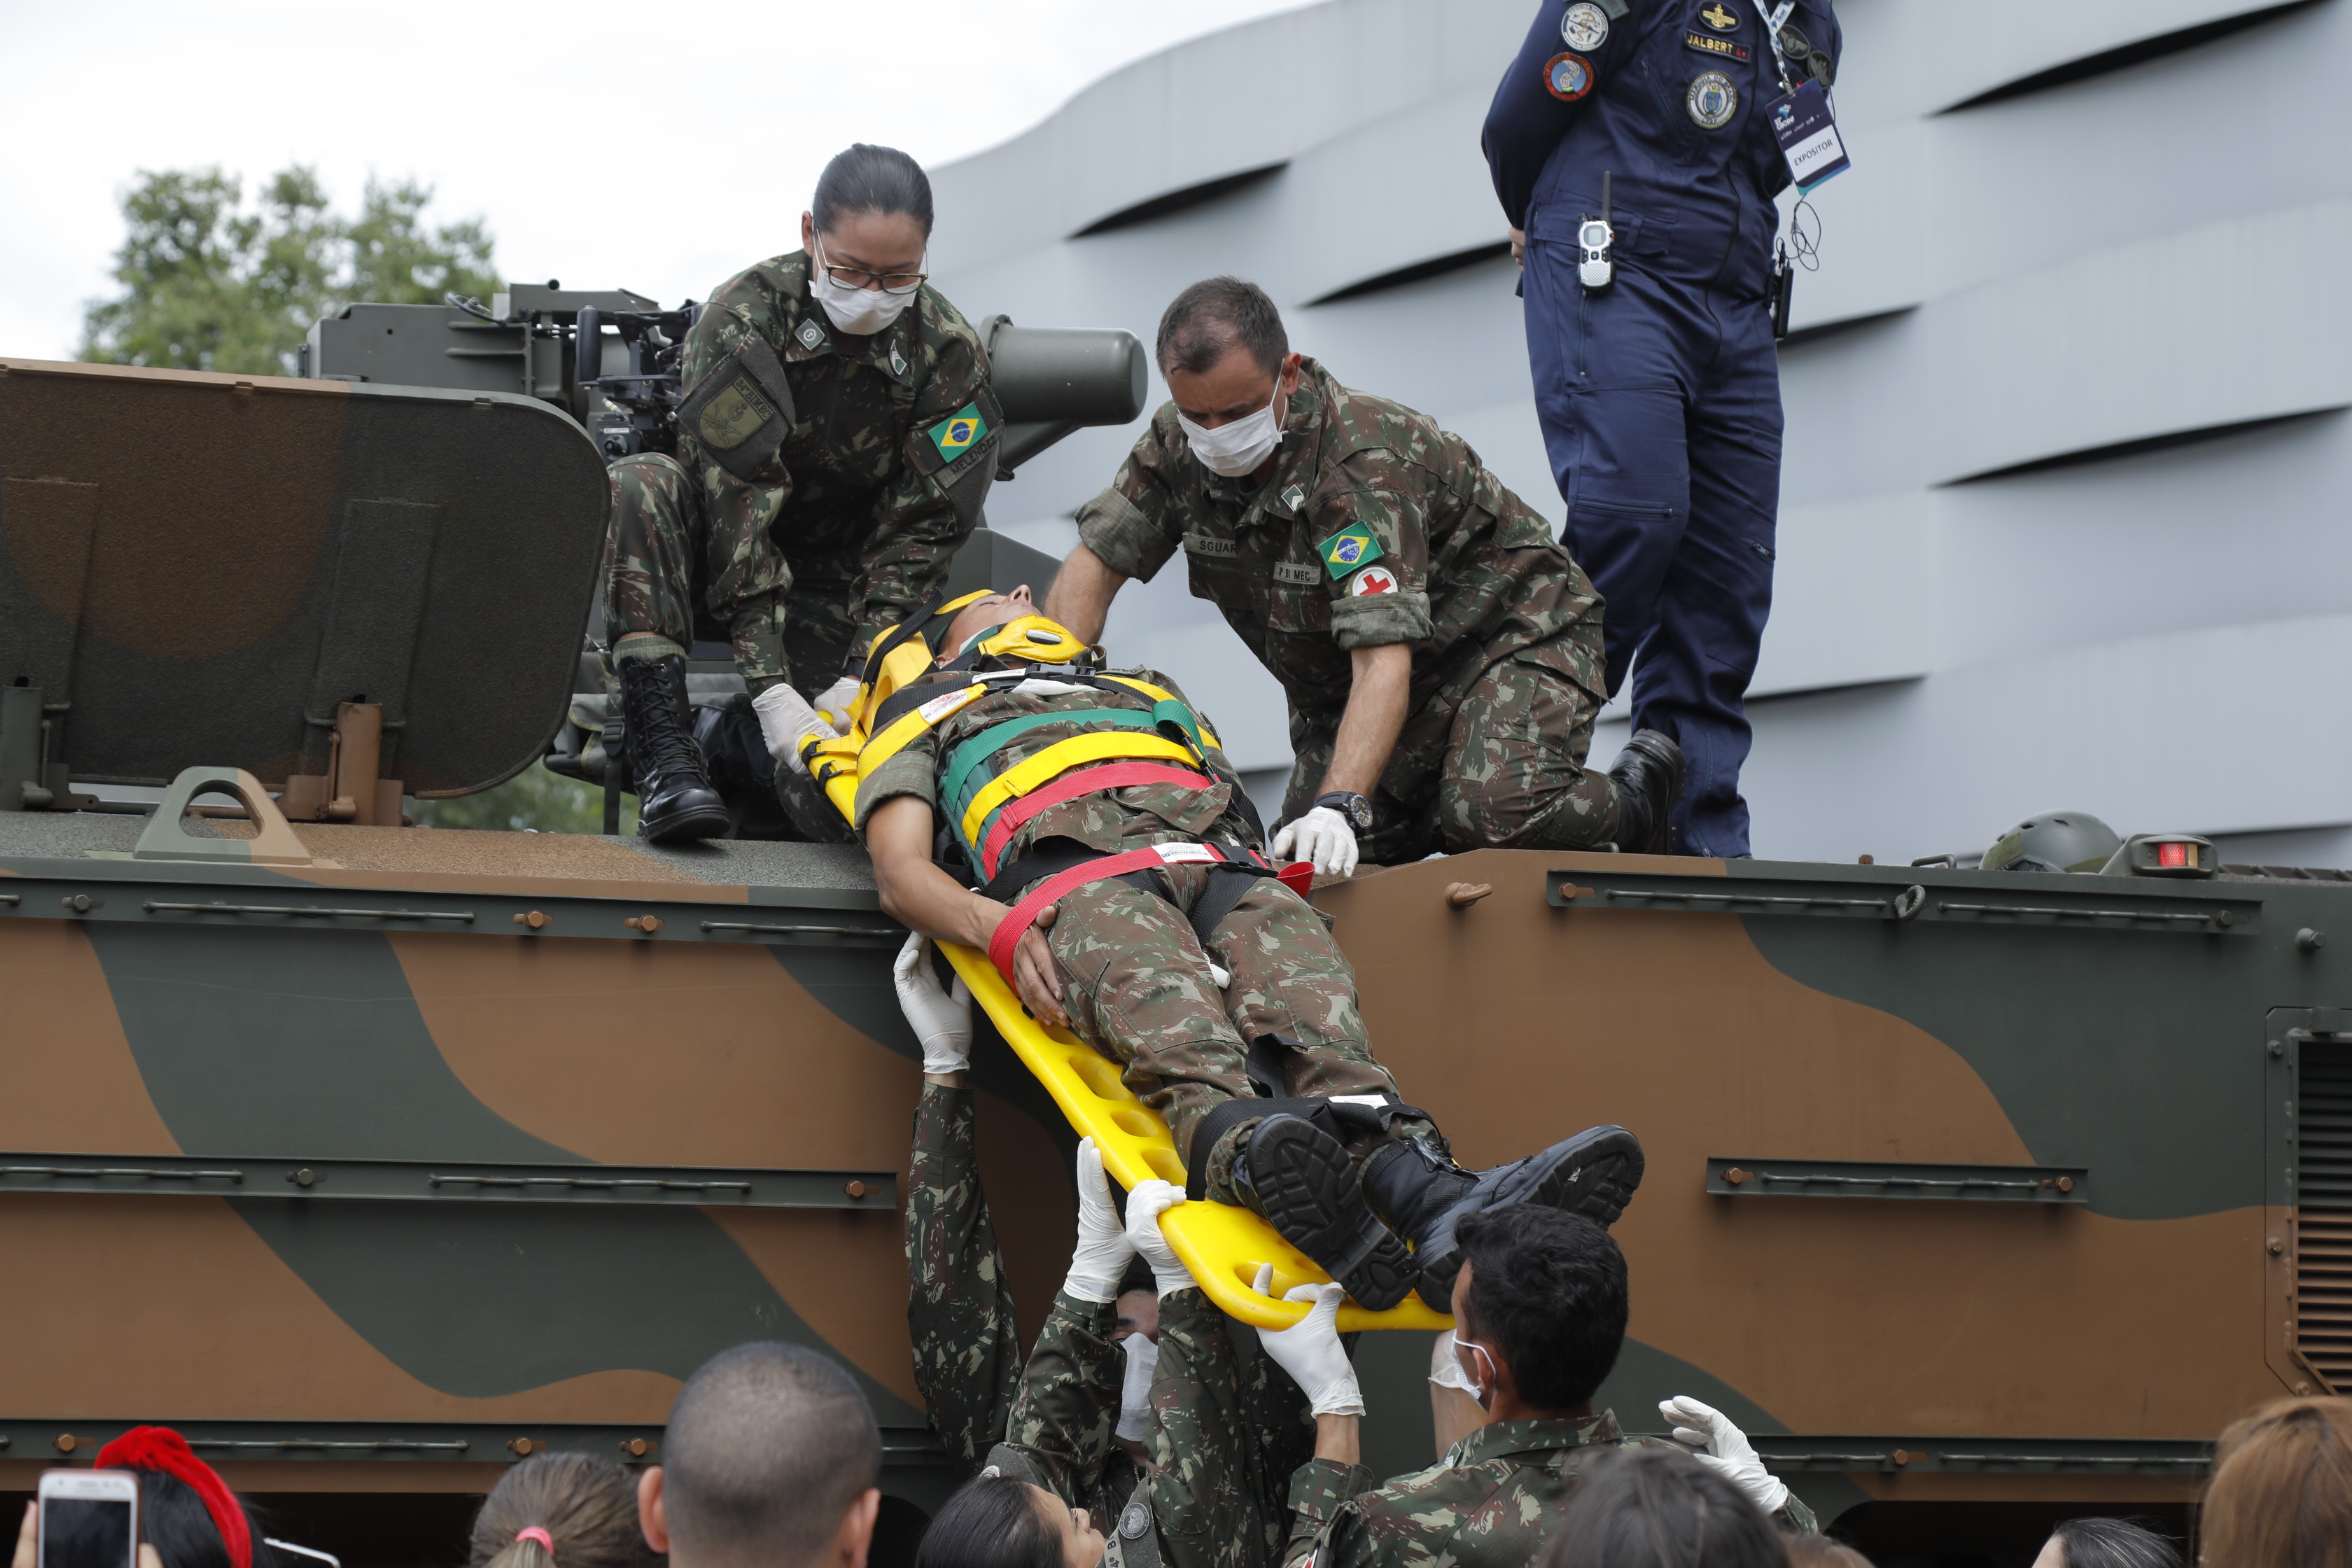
[810,236,918,336]
[1114,1332,1160,1442]
[1177,374,1288,477]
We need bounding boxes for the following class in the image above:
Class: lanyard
[1753,0,1796,92]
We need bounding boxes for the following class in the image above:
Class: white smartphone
[37,1471,139,1568]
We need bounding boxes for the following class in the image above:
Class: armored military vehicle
[4,312,2344,1565]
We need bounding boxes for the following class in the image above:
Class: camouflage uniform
[855,668,1421,1205]
[601,250,1001,695]
[904,1084,1023,1469]
[1284,1410,1819,1568]
[1077,359,1618,862]
[1007,1282,1311,1568]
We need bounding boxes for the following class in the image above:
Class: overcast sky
[0,0,1318,360]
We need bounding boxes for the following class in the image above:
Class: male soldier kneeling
[858,587,1644,1311]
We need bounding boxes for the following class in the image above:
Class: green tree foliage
[407,763,639,836]
[78,166,499,376]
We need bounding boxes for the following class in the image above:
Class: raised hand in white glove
[1272,805,1358,880]
[892,932,972,1075]
[1250,1264,1363,1416]
[1065,1138,1135,1303]
[813,674,860,734]
[1125,1179,1195,1296]
[752,684,832,776]
[1660,1396,1788,1514]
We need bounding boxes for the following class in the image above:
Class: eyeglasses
[816,237,927,295]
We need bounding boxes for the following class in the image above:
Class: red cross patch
[1348,566,1399,596]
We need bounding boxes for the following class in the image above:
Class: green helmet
[1982,811,2124,874]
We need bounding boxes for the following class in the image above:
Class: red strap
[976,760,1211,878]
[988,841,1231,982]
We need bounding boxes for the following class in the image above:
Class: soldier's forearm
[1312,1413,1361,1467]
[1042,544,1125,645]
[1319,643,1412,797]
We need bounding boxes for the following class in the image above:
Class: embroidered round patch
[1544,51,1595,101]
[1119,1501,1151,1540]
[1561,2,1609,50]
[1348,566,1399,597]
[1686,70,1737,128]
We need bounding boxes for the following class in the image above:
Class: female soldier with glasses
[601,143,1003,843]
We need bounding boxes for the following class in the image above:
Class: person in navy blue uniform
[1483,0,1840,858]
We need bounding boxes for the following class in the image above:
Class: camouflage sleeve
[1282,1460,1380,1568]
[905,1084,1021,1468]
[1143,1288,1289,1568]
[677,298,799,688]
[853,729,942,831]
[848,311,997,660]
[1075,413,1188,583]
[1004,1290,1126,1508]
[1320,459,1435,650]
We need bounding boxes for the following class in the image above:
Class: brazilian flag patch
[1317,524,1383,580]
[928,402,989,462]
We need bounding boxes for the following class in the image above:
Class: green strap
[941,709,1166,823]
[1150,697,1208,758]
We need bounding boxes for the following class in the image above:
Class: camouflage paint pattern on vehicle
[5,357,2340,1546]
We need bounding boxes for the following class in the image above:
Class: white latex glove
[752,684,832,776]
[1065,1138,1135,1303]
[892,932,972,1074]
[1660,1396,1788,1514]
[1272,805,1358,880]
[813,674,860,734]
[1126,1179,1195,1296]
[1250,1264,1363,1416]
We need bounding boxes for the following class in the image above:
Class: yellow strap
[857,684,987,776]
[957,731,1201,850]
[1093,674,1222,751]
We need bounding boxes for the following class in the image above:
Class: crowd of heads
[20,1364,2352,1568]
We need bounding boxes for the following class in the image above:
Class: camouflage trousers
[1007,1285,1312,1568]
[1283,627,1619,865]
[1046,864,1413,1205]
[600,451,857,695]
[905,1084,1023,1470]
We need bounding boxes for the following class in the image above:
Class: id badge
[1766,80,1849,192]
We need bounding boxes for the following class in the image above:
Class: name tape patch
[1273,562,1322,586]
[1684,31,1751,59]
[1184,533,1238,558]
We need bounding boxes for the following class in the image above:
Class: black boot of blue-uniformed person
[1483,0,1842,859]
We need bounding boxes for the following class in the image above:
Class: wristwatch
[1313,791,1373,833]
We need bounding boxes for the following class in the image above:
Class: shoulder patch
[1317,525,1383,579]
[1544,51,1595,102]
[929,402,990,462]
[1281,482,1308,511]
[1348,565,1399,597]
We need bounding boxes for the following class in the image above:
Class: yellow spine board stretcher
[805,622,1448,1333]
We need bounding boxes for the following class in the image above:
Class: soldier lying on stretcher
[855,586,1644,1310]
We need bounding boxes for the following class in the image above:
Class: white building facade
[930,0,2352,868]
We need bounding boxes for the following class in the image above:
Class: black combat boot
[617,653,729,843]
[1363,1126,1645,1310]
[1234,1113,1419,1312]
[1607,729,1686,855]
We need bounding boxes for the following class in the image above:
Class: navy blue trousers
[1522,243,1783,859]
